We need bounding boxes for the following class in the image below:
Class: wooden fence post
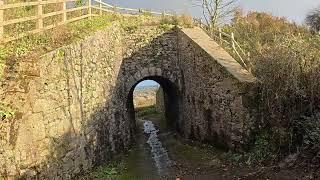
[0,0,4,40]
[63,0,67,22]
[199,19,202,28]
[231,32,235,52]
[88,0,91,18]
[218,28,222,43]
[37,0,43,31]
[98,0,102,15]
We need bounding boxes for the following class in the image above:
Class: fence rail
[0,0,171,43]
[194,18,252,70]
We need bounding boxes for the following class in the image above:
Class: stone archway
[124,67,181,133]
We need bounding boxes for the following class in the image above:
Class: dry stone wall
[0,23,129,179]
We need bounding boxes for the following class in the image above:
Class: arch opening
[127,76,180,133]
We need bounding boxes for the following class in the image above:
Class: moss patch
[77,146,153,180]
[0,102,16,120]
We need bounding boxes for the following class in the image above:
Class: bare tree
[194,0,238,28]
[306,8,320,34]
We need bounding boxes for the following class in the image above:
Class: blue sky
[136,80,160,87]
[114,0,319,87]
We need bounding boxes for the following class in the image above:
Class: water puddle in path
[143,120,174,177]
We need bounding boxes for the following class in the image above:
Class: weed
[0,102,15,120]
[158,24,175,31]
[294,113,320,149]
[249,133,272,163]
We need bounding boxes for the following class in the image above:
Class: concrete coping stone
[179,27,257,83]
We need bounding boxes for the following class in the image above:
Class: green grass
[135,105,158,118]
[164,136,221,164]
[77,156,127,180]
[77,147,149,180]
[0,102,16,120]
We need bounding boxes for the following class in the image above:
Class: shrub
[306,8,320,34]
[223,11,320,154]
[159,13,194,28]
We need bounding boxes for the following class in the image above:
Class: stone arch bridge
[0,24,256,178]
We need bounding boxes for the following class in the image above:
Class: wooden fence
[0,0,171,43]
[195,18,252,70]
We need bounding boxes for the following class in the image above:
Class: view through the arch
[132,80,174,178]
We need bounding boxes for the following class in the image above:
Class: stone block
[155,68,162,76]
[148,67,156,76]
[133,71,142,81]
[140,68,150,78]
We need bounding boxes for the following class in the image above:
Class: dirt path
[77,117,172,180]
[78,113,312,180]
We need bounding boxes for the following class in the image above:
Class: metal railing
[0,0,171,43]
[194,18,252,70]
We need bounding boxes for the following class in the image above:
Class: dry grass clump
[134,96,156,108]
[160,13,194,28]
[224,11,309,58]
